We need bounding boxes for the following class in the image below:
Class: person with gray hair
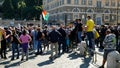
[99,29,116,68]
[48,25,61,60]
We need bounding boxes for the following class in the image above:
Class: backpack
[116,42,120,53]
[12,34,20,44]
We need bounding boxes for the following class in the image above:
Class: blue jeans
[58,39,66,53]
[33,39,38,50]
[37,40,42,53]
[78,31,82,43]
[86,32,95,55]
[11,43,19,59]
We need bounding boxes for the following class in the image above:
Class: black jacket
[58,28,66,40]
[36,31,42,40]
[48,30,60,43]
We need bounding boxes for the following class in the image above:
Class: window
[88,0,92,5]
[67,0,71,4]
[74,0,79,5]
[74,14,79,19]
[118,1,120,7]
[87,9,93,13]
[111,1,115,7]
[61,0,64,5]
[72,8,80,12]
[105,0,109,6]
[81,0,86,5]
[105,16,109,19]
[105,10,110,13]
[96,1,101,8]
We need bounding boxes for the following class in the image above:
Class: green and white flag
[42,10,49,21]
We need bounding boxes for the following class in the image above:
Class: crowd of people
[0,16,120,68]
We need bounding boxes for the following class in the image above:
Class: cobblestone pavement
[0,47,106,68]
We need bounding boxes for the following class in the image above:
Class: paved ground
[0,47,105,68]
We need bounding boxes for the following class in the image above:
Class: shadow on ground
[37,60,54,67]
[67,52,80,60]
[4,61,20,68]
[0,60,10,65]
[80,56,92,68]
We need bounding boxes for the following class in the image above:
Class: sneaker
[21,58,24,61]
[99,65,104,68]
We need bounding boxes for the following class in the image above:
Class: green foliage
[2,0,43,20]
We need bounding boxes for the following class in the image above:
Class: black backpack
[12,34,20,44]
[116,42,120,53]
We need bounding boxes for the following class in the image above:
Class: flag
[42,10,49,21]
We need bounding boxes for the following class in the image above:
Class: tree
[2,0,43,20]
[2,0,14,19]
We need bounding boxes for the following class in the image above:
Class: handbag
[95,31,100,39]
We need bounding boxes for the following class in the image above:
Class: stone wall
[0,19,41,27]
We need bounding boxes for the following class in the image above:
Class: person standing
[0,28,8,59]
[99,29,116,68]
[0,27,5,59]
[74,19,83,43]
[58,24,67,54]
[85,16,95,56]
[11,29,21,60]
[99,25,107,49]
[48,26,60,60]
[31,26,38,53]
[20,30,31,61]
[42,26,49,52]
[36,27,43,55]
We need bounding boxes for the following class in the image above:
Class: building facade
[43,0,120,25]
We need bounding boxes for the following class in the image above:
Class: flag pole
[40,14,42,28]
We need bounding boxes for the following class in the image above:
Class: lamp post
[117,0,119,25]
[40,14,42,27]
[64,11,67,26]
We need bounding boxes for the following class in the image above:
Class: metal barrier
[92,50,103,63]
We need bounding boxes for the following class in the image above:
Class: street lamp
[64,9,69,26]
[64,12,67,26]
[117,0,119,25]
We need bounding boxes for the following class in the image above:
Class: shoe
[1,56,3,59]
[91,53,94,57]
[21,58,24,61]
[40,51,43,55]
[26,58,28,61]
[49,56,54,60]
[11,58,14,61]
[35,52,39,55]
[16,57,19,59]
[4,57,7,59]
[99,65,104,68]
